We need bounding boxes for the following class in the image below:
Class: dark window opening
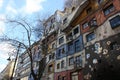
[75,40,80,52]
[98,0,104,4]
[86,32,95,42]
[69,57,74,65]
[48,65,53,72]
[110,41,117,50]
[57,63,60,69]
[59,37,64,44]
[86,7,92,14]
[73,27,79,35]
[61,60,65,68]
[49,55,52,60]
[75,55,82,66]
[109,15,120,28]
[103,4,115,15]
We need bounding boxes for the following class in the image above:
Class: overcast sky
[0,0,64,72]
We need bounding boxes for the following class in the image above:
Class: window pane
[61,60,65,68]
[110,15,120,28]
[69,57,74,65]
[75,40,80,52]
[103,4,115,15]
[82,22,88,29]
[86,32,95,42]
[59,37,64,44]
[73,27,79,35]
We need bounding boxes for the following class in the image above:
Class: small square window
[86,32,95,42]
[109,15,120,28]
[82,22,89,29]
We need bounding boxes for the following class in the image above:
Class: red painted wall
[54,70,83,80]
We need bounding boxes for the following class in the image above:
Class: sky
[0,0,64,73]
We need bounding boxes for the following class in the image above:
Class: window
[61,60,65,68]
[58,48,65,57]
[82,22,89,29]
[109,15,120,28]
[68,42,74,52]
[58,75,61,80]
[89,18,97,27]
[73,27,79,35]
[86,32,95,42]
[67,32,73,41]
[86,7,92,14]
[52,43,56,49]
[75,40,80,52]
[110,41,117,50]
[48,65,53,72]
[49,55,52,60]
[103,4,115,16]
[57,63,60,69]
[69,57,74,65]
[61,48,65,54]
[58,49,61,57]
[59,37,64,44]
[97,0,103,4]
[63,18,67,24]
[62,76,66,80]
[75,56,82,66]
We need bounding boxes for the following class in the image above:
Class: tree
[0,17,46,80]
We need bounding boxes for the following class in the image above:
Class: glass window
[52,43,56,49]
[75,56,82,66]
[57,63,60,69]
[109,15,120,28]
[103,4,115,16]
[98,0,103,4]
[58,49,61,57]
[86,32,95,42]
[86,7,92,14]
[61,60,65,68]
[89,18,97,27]
[69,57,74,65]
[67,32,73,41]
[75,40,80,52]
[63,18,67,24]
[73,27,79,35]
[59,37,64,44]
[68,42,74,52]
[49,55,52,60]
[82,22,89,29]
[48,65,53,72]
